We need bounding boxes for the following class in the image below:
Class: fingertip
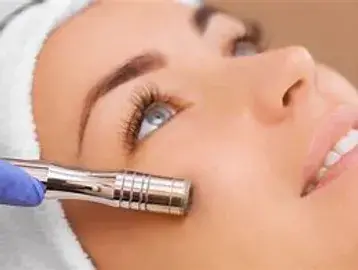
[31,178,46,205]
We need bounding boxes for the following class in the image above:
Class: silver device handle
[6,159,193,216]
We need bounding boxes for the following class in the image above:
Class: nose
[249,46,316,122]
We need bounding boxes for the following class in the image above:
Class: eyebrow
[78,52,166,152]
[192,5,220,34]
[77,5,223,154]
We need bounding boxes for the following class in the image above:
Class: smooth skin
[32,1,358,269]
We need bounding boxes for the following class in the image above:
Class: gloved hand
[0,160,45,206]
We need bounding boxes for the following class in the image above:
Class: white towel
[0,0,201,269]
[0,1,97,268]
[0,202,96,270]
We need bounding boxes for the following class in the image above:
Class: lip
[302,105,358,195]
[315,146,358,191]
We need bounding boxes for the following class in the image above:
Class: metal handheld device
[6,159,193,216]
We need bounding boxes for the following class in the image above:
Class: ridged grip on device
[114,172,192,215]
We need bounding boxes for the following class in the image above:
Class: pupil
[147,107,166,125]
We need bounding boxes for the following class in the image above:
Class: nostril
[282,80,304,107]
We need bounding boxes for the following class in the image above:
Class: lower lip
[315,146,358,191]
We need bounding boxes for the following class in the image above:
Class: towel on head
[0,1,95,268]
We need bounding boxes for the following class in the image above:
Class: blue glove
[0,160,45,206]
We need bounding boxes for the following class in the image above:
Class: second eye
[232,39,260,56]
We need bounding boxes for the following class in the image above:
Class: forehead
[57,2,196,54]
[38,2,199,87]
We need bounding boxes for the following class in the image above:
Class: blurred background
[208,0,357,87]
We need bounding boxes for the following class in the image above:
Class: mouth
[301,105,358,197]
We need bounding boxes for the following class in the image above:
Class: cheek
[316,64,358,105]
[131,117,306,264]
[130,112,292,227]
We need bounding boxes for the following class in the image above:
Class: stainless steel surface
[5,158,192,216]
[8,159,49,181]
[114,172,192,215]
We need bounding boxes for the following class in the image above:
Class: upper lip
[302,105,358,193]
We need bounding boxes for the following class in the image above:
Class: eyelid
[242,20,264,45]
[120,83,191,156]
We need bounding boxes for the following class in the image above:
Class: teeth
[333,129,358,155]
[348,129,358,138]
[323,151,341,167]
[317,167,328,180]
[316,129,358,181]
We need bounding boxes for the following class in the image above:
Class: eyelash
[120,83,185,154]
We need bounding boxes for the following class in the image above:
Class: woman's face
[33,1,358,269]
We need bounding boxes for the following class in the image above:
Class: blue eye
[137,103,176,140]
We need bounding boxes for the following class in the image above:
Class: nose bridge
[261,46,316,87]
[248,46,316,122]
[189,46,316,127]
